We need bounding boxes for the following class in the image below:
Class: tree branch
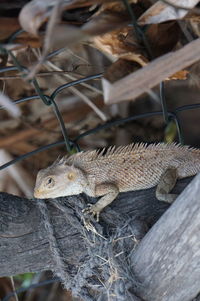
[0,176,191,277]
[1,176,199,300]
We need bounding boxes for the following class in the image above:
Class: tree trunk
[133,173,200,301]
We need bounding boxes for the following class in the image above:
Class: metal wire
[0,3,195,169]
[0,66,19,73]
[0,0,200,299]
[0,0,197,169]
[2,48,102,152]
[50,73,102,99]
[50,97,72,152]
[0,48,198,169]
[0,107,193,171]
[122,0,153,59]
[6,29,25,44]
[160,82,169,124]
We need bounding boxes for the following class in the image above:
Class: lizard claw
[82,204,100,222]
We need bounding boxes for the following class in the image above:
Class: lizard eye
[44,177,55,188]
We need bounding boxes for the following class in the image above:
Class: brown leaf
[102,38,200,104]
[92,26,148,66]
[146,22,180,57]
[19,0,128,36]
[19,0,92,35]
[18,0,142,51]
[104,59,141,83]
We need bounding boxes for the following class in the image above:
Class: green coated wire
[121,0,153,59]
[0,110,185,171]
[6,29,24,44]
[160,82,169,124]
[0,66,18,73]
[7,50,25,73]
[0,11,197,172]
[6,49,72,152]
[31,78,52,105]
[0,49,102,152]
[31,79,72,151]
[121,0,183,142]
[0,6,197,301]
[50,97,72,152]
[50,73,102,100]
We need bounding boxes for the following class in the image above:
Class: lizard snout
[34,188,42,198]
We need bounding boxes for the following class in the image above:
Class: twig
[45,61,107,121]
[26,0,63,80]
[10,276,19,301]
[0,150,34,197]
[0,99,103,149]
[46,60,103,95]
[0,69,99,80]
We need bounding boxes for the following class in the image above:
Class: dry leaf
[82,10,128,36]
[0,150,34,197]
[19,0,127,36]
[104,59,141,83]
[0,17,40,48]
[102,38,200,104]
[146,22,180,57]
[92,27,148,66]
[18,0,145,61]
[138,0,200,25]
[19,0,91,35]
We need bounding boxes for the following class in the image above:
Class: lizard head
[34,160,86,199]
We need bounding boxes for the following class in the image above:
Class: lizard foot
[82,204,101,222]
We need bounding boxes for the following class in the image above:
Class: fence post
[132,173,200,301]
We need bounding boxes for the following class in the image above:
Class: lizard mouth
[34,189,44,198]
[34,188,58,199]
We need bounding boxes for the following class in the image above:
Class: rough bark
[133,173,200,301]
[0,176,199,301]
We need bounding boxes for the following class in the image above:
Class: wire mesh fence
[1,0,200,300]
[1,1,200,171]
[1,58,200,171]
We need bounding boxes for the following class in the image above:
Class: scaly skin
[34,143,200,220]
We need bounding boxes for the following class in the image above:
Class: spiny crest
[51,155,64,166]
[54,142,199,166]
[65,142,162,163]
[60,150,99,165]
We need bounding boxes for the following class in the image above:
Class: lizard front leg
[83,183,119,221]
[156,167,178,203]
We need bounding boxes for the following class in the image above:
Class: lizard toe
[83,204,100,222]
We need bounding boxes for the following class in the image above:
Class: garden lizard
[34,143,200,221]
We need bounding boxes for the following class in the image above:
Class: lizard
[34,142,200,221]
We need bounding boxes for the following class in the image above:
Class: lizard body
[34,143,200,220]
